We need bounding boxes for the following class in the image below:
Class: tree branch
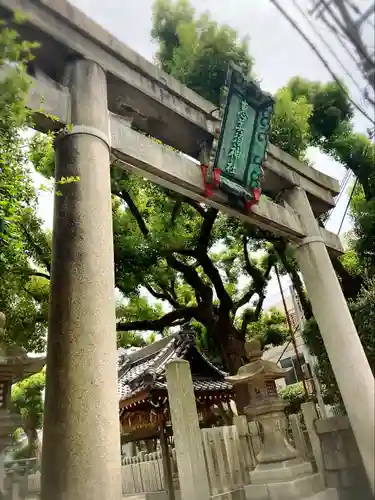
[145,284,181,309]
[233,288,256,311]
[242,236,266,290]
[167,201,182,229]
[240,260,274,334]
[116,307,197,332]
[198,208,218,250]
[184,198,206,217]
[273,240,313,320]
[169,207,231,310]
[20,225,51,274]
[167,254,212,305]
[195,251,233,310]
[114,188,149,238]
[27,271,50,280]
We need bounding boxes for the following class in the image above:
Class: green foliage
[0,17,49,352]
[12,370,45,456]
[287,77,353,143]
[286,76,375,213]
[327,127,375,202]
[269,88,312,159]
[339,248,362,277]
[351,279,375,374]
[349,184,375,275]
[152,0,253,105]
[243,308,288,348]
[116,296,161,348]
[283,76,375,404]
[279,382,308,415]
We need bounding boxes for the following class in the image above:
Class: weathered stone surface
[41,59,122,500]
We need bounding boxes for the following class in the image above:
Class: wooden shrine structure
[118,329,233,443]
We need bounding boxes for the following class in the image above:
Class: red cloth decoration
[200,165,221,197]
[245,187,262,211]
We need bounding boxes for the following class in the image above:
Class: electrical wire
[325,170,351,223]
[268,0,375,126]
[335,170,351,205]
[337,177,358,234]
[315,0,375,73]
[316,14,367,76]
[348,1,375,29]
[291,0,365,95]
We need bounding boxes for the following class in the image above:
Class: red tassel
[245,188,262,211]
[200,165,221,197]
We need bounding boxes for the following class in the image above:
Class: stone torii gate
[0,0,374,498]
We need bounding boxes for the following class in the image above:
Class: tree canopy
[0,15,49,352]
[12,369,45,458]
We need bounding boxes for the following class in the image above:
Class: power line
[325,169,351,223]
[337,177,358,234]
[291,0,365,95]
[268,0,375,126]
[311,0,375,95]
[316,12,366,75]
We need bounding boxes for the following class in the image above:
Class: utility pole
[289,286,328,419]
[310,0,375,104]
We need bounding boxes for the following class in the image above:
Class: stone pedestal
[248,402,297,465]
[226,340,339,500]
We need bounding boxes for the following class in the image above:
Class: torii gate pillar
[41,59,122,500]
[285,187,375,494]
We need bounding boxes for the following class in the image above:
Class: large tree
[0,15,50,352]
[12,370,45,458]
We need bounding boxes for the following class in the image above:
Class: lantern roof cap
[225,339,291,385]
[0,312,45,382]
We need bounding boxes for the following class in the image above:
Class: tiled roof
[118,331,232,401]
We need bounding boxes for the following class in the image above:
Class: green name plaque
[203,65,275,210]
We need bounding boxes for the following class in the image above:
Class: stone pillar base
[250,458,313,484]
[211,489,246,500]
[245,473,338,500]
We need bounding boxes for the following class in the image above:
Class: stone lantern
[0,312,45,496]
[226,339,298,465]
[225,340,332,499]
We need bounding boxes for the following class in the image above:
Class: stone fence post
[301,402,324,474]
[166,359,210,500]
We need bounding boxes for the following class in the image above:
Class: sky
[34,0,373,309]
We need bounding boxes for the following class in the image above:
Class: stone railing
[314,414,373,499]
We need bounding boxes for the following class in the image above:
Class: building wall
[263,294,309,390]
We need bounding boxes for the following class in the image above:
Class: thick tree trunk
[26,427,39,458]
[212,317,249,414]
